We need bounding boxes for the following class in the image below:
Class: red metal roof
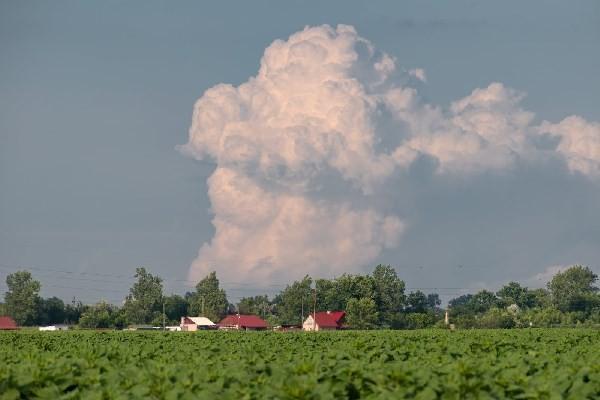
[312,311,345,328]
[0,316,18,330]
[218,314,268,328]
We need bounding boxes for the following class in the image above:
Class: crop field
[0,329,599,399]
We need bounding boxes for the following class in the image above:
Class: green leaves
[0,330,599,399]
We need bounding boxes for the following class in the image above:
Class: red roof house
[218,314,268,330]
[303,311,346,331]
[0,316,18,330]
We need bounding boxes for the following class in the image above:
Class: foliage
[122,267,164,325]
[163,294,189,325]
[188,271,229,322]
[0,330,598,399]
[548,265,599,312]
[346,297,378,329]
[78,301,124,329]
[37,297,66,326]
[273,275,313,325]
[237,295,271,318]
[3,271,41,326]
[372,265,406,327]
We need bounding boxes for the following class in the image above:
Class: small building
[218,314,268,331]
[180,316,216,331]
[0,316,18,330]
[303,311,346,331]
[39,324,70,331]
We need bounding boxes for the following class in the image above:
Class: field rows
[1,329,599,399]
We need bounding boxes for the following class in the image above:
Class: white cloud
[539,116,600,177]
[524,265,567,288]
[180,24,600,285]
[409,68,427,82]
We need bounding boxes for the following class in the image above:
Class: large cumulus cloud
[180,24,599,284]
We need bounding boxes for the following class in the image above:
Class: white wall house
[180,316,216,331]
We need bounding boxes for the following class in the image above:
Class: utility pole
[312,288,317,332]
[301,296,304,326]
[201,296,205,317]
[162,301,166,331]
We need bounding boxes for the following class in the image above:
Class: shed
[0,316,18,330]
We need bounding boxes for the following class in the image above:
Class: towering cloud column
[180,24,600,284]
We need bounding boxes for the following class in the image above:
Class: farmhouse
[303,311,346,331]
[0,316,18,330]
[180,316,216,331]
[218,314,268,331]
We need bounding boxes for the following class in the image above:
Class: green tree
[496,282,536,309]
[37,296,66,325]
[189,271,229,322]
[372,265,405,326]
[4,271,41,326]
[547,265,598,312]
[163,294,189,324]
[273,275,313,325]
[123,267,164,325]
[79,301,123,329]
[471,290,498,313]
[406,291,429,313]
[528,288,551,308]
[346,297,378,329]
[64,300,87,325]
[237,295,270,318]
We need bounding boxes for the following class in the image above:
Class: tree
[273,275,313,325]
[189,272,229,322]
[496,282,536,309]
[426,293,441,310]
[372,265,405,326]
[346,297,378,329]
[4,271,41,326]
[37,296,66,325]
[163,294,189,324]
[64,299,87,325]
[406,291,429,313]
[471,290,498,313]
[79,301,123,329]
[547,265,599,312]
[123,267,164,325]
[237,295,270,318]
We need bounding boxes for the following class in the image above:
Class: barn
[218,314,268,331]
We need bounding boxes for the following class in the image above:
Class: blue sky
[1,1,599,304]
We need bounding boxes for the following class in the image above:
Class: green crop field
[1,329,599,399]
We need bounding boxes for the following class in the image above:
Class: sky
[1,1,599,305]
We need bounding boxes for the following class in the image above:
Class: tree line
[1,264,598,329]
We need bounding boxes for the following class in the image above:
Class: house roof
[311,311,345,328]
[183,316,215,326]
[0,316,18,330]
[218,314,268,328]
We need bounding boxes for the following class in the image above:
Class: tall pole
[313,288,317,331]
[162,301,166,331]
[301,296,304,326]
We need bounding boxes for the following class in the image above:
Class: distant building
[303,311,346,331]
[218,314,268,331]
[39,324,70,331]
[180,316,216,331]
[0,316,18,330]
